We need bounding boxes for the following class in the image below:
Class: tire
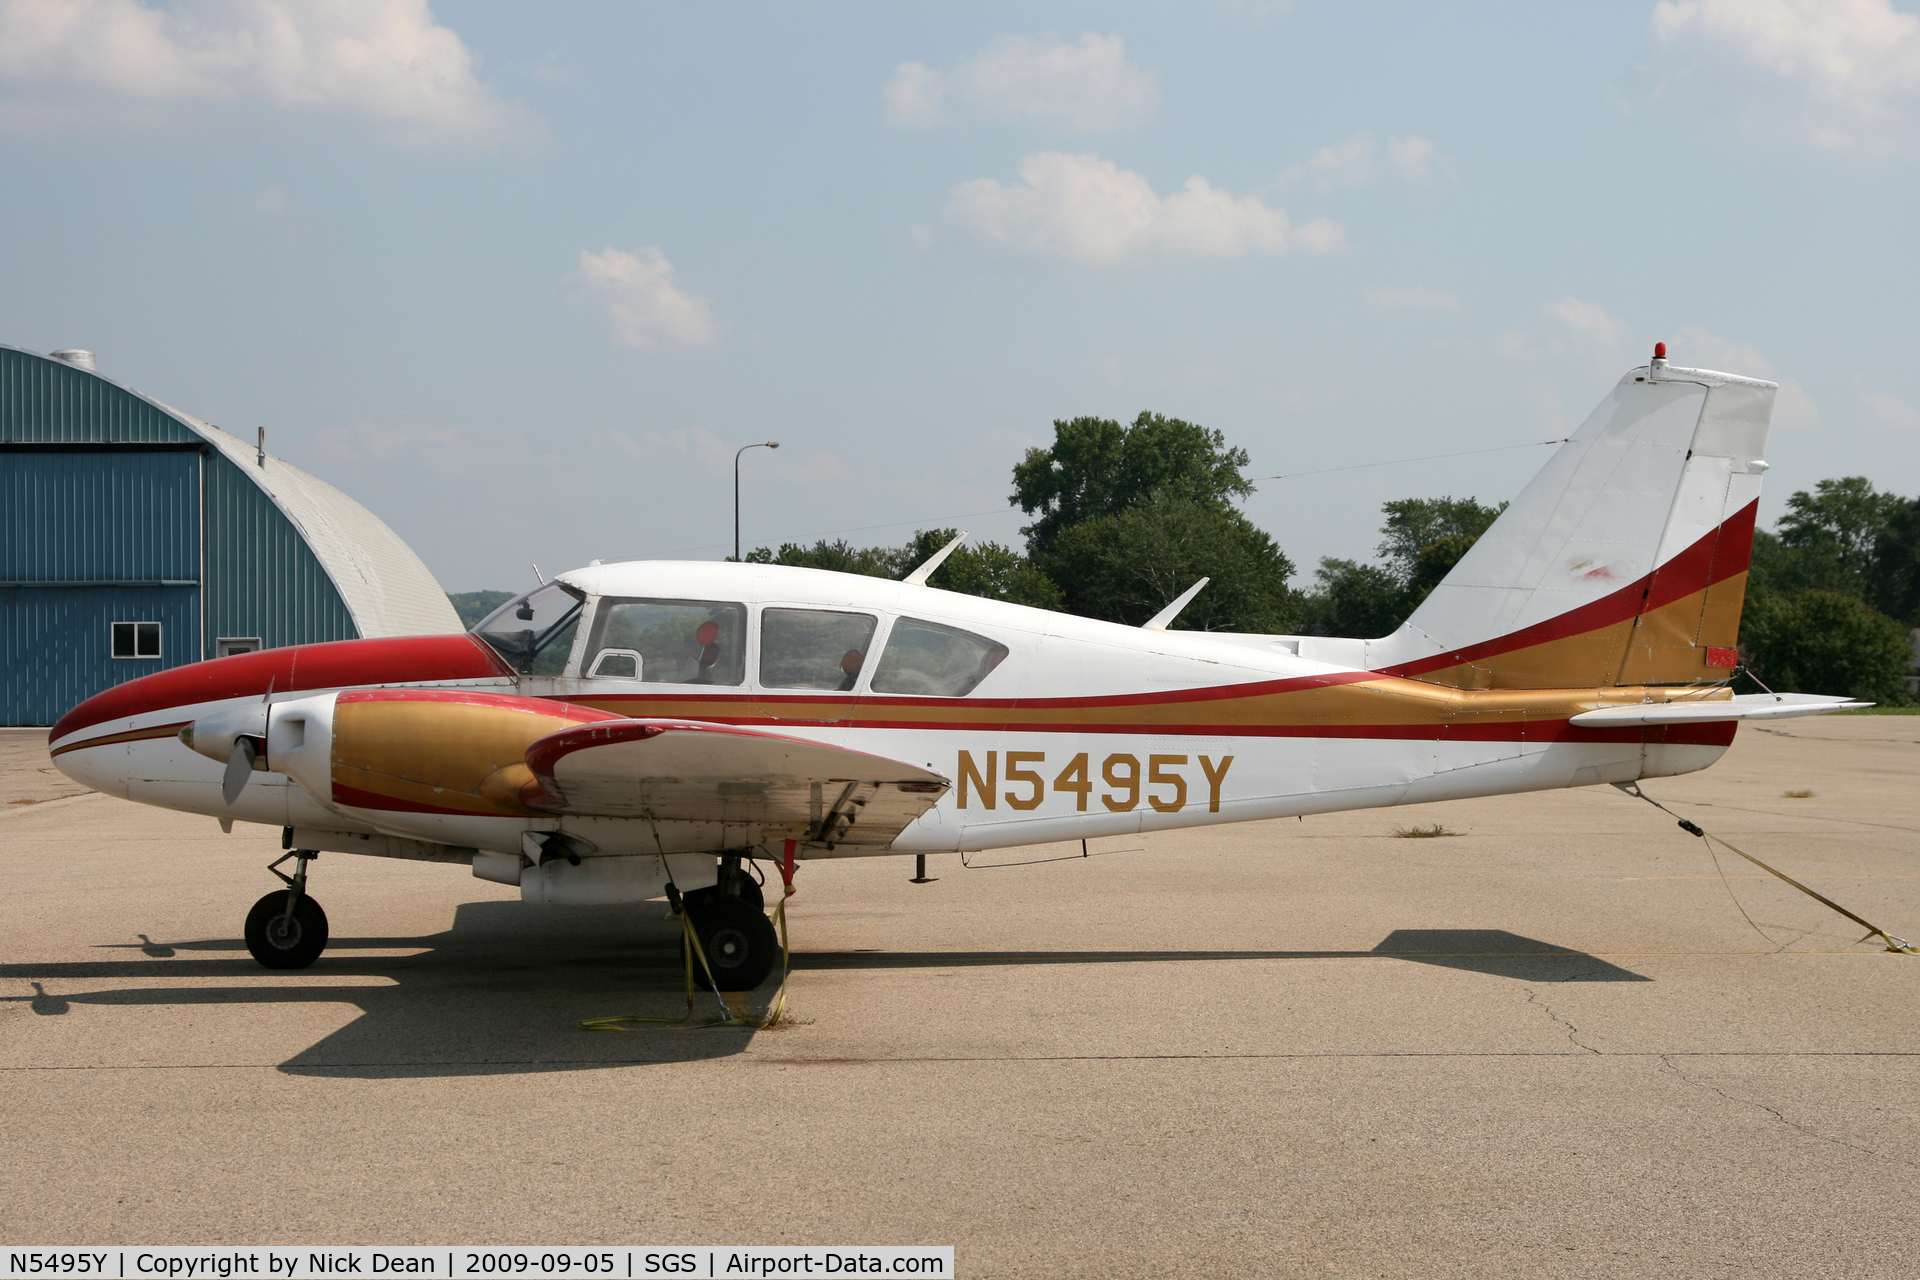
[244,891,329,969]
[684,897,780,991]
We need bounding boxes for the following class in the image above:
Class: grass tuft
[1392,823,1462,839]
[1782,789,1815,799]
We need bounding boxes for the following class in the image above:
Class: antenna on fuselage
[902,531,969,587]
[1142,577,1210,631]
[531,564,546,585]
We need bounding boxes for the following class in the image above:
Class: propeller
[222,737,258,806]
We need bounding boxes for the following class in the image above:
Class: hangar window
[111,621,161,660]
[761,609,878,690]
[584,599,747,686]
[472,583,585,675]
[217,637,261,657]
[870,618,1008,697]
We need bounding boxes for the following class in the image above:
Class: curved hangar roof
[1,343,459,641]
[164,398,458,638]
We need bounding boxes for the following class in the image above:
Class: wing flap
[524,718,949,844]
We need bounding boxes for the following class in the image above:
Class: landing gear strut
[677,853,777,990]
[244,851,329,969]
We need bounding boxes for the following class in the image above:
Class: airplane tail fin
[1368,351,1776,690]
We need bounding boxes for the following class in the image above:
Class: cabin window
[111,621,161,660]
[870,618,1009,697]
[760,609,878,690]
[584,598,747,686]
[472,582,585,675]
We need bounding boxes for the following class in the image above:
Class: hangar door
[1,447,202,726]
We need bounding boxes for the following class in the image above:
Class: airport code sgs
[955,750,1232,814]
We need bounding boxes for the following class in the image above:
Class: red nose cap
[1654,341,1667,360]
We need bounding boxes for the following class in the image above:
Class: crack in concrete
[1657,1053,1919,1171]
[1522,983,1602,1054]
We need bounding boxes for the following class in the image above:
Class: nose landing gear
[244,850,329,969]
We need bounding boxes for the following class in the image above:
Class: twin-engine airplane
[50,349,1866,988]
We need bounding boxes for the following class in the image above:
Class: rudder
[1368,352,1776,690]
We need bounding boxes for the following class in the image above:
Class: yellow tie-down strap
[579,889,792,1031]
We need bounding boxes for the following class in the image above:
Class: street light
[734,440,780,562]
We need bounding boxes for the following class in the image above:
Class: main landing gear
[244,850,329,969]
[678,855,778,991]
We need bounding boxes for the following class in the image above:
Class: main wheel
[244,891,329,969]
[684,897,780,991]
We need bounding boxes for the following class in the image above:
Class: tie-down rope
[1614,782,1917,955]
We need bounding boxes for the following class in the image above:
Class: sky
[2,0,1918,594]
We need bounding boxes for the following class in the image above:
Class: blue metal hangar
[2,344,461,726]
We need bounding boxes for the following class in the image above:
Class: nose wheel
[245,851,329,969]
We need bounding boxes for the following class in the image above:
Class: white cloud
[1278,131,1444,189]
[1650,0,1920,150]
[1367,286,1459,311]
[1545,297,1628,345]
[883,32,1158,132]
[1671,324,1821,431]
[1670,323,1771,375]
[947,151,1343,263]
[880,59,944,127]
[0,0,534,144]
[1861,389,1920,430]
[577,246,717,352]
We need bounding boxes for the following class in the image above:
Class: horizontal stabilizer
[1568,692,1870,727]
[524,718,950,844]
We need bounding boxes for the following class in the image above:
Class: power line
[1255,438,1568,482]
[637,506,1024,560]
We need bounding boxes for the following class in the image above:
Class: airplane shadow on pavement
[7,901,762,1078]
[791,928,1651,983]
[6,915,1647,1079]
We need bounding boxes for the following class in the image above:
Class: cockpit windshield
[471,582,584,675]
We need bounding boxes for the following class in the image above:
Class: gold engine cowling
[326,690,621,817]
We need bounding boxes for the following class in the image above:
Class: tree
[743,539,906,577]
[895,529,1064,610]
[1302,559,1408,639]
[1045,493,1300,632]
[744,531,1065,610]
[1296,494,1506,636]
[1376,496,1506,584]
[1012,412,1253,560]
[1739,588,1914,705]
[1870,496,1920,626]
[1777,477,1906,601]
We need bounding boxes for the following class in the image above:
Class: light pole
[734,440,779,562]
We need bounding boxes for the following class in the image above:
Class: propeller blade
[222,737,257,806]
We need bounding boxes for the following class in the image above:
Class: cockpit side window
[472,583,584,675]
[760,609,878,690]
[584,598,747,686]
[869,618,1010,697]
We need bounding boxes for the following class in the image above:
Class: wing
[523,718,950,846]
[1569,692,1870,726]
